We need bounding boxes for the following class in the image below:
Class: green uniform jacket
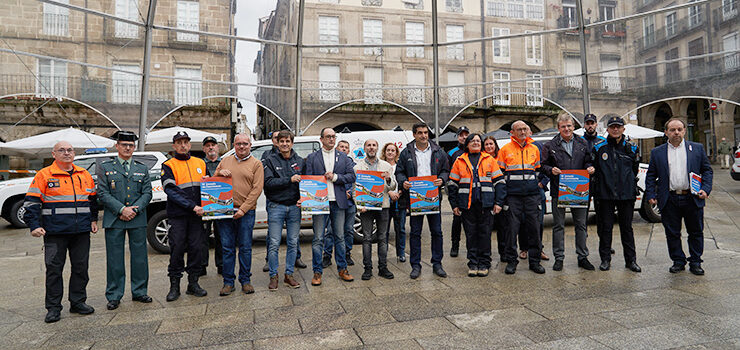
[97,158,153,229]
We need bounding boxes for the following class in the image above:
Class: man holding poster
[354,139,396,280]
[212,133,264,295]
[541,115,596,271]
[396,123,450,279]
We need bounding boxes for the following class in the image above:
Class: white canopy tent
[574,124,664,140]
[145,126,227,152]
[0,127,115,157]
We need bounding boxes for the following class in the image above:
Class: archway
[653,103,673,146]
[499,120,542,134]
[301,99,425,135]
[0,93,122,131]
[334,122,381,132]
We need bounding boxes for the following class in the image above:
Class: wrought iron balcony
[167,21,209,50]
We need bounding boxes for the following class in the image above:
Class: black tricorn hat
[112,130,139,142]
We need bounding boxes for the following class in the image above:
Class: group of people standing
[24,114,713,324]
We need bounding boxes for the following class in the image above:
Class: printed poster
[409,175,440,216]
[690,172,702,195]
[354,170,385,210]
[201,177,234,220]
[557,170,590,208]
[299,175,330,215]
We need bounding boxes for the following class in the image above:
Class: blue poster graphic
[201,177,234,220]
[409,176,440,216]
[354,170,384,210]
[299,175,330,215]
[557,170,590,208]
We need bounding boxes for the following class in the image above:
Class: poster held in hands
[557,170,590,208]
[409,175,440,216]
[201,177,234,220]
[690,172,702,195]
[299,175,330,215]
[354,170,384,210]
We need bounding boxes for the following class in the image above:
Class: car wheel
[639,197,662,223]
[147,210,171,254]
[352,211,378,244]
[8,200,28,228]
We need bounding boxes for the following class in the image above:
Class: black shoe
[410,266,421,279]
[379,267,394,279]
[599,260,611,271]
[294,258,307,269]
[361,268,372,280]
[689,264,705,276]
[433,265,447,278]
[450,246,459,257]
[132,295,153,303]
[505,262,517,275]
[553,260,563,271]
[610,248,615,254]
[669,263,686,273]
[217,266,223,275]
[262,261,269,272]
[106,300,120,310]
[626,261,642,273]
[70,303,95,315]
[578,258,595,271]
[397,256,406,263]
[186,282,208,297]
[322,255,332,268]
[346,253,355,266]
[166,277,181,302]
[529,264,546,274]
[44,309,61,323]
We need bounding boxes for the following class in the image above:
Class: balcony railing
[596,21,626,39]
[713,4,739,29]
[43,13,69,37]
[167,21,209,49]
[634,17,705,52]
[556,16,590,36]
[103,18,145,45]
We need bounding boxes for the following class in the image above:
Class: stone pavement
[1,174,740,349]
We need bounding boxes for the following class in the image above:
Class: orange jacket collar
[510,136,534,148]
[49,161,84,176]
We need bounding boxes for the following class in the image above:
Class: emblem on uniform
[602,153,608,160]
[161,170,165,176]
[196,168,203,174]
[47,178,60,188]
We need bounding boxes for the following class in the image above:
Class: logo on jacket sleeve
[196,168,203,174]
[602,153,608,160]
[47,178,60,188]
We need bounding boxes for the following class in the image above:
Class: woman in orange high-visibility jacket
[448,133,506,277]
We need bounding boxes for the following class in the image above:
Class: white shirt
[322,147,336,201]
[414,143,432,177]
[667,140,689,191]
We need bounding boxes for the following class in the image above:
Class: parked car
[732,143,740,181]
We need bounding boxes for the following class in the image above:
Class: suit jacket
[97,158,153,229]
[645,140,713,210]
[304,148,357,209]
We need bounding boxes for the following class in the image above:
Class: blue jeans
[409,213,443,269]
[312,201,346,273]
[387,202,406,257]
[216,210,255,286]
[265,200,301,262]
[324,204,355,256]
[267,203,300,277]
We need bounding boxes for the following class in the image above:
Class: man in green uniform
[97,131,153,310]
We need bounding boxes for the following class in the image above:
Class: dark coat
[304,148,356,209]
[645,141,713,210]
[395,140,450,209]
[591,136,640,201]
[263,150,305,206]
[540,135,592,197]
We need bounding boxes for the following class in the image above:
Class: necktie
[123,160,129,174]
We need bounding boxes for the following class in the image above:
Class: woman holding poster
[449,134,506,277]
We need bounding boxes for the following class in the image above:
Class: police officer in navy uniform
[161,131,208,301]
[200,136,223,276]
[97,131,153,310]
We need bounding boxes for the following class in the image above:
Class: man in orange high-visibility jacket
[24,141,99,323]
[497,121,545,275]
[161,131,208,302]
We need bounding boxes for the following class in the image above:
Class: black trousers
[44,233,90,311]
[661,193,704,266]
[450,214,462,248]
[494,211,507,260]
[168,215,205,279]
[461,202,493,269]
[202,221,223,270]
[596,199,636,263]
[505,195,542,265]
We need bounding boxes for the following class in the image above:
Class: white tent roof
[574,124,664,140]
[145,126,227,152]
[0,127,115,157]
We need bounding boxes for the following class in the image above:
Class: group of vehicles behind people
[23,113,713,324]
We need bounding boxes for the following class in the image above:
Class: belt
[670,190,690,195]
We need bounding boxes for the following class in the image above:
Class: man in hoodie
[446,126,469,257]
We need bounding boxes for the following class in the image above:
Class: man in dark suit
[645,117,713,275]
[304,127,357,285]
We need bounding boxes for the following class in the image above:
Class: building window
[112,64,141,104]
[487,0,543,19]
[406,22,425,58]
[526,0,544,20]
[363,19,382,56]
[446,0,463,12]
[562,0,578,27]
[492,28,510,64]
[643,15,655,47]
[688,38,705,76]
[564,55,582,90]
[402,0,423,10]
[508,1,524,19]
[665,47,680,83]
[447,71,465,106]
[526,74,543,107]
[446,25,464,60]
[364,67,383,104]
[115,0,139,38]
[362,0,383,6]
[174,66,202,105]
[318,65,341,102]
[688,0,703,28]
[176,0,199,42]
[665,12,677,38]
[43,0,69,37]
[600,56,621,93]
[723,0,738,20]
[645,57,658,84]
[723,32,739,71]
[492,71,511,106]
[600,3,615,32]
[487,1,506,17]
[407,69,425,104]
[319,16,339,53]
[525,31,542,66]
[37,59,67,97]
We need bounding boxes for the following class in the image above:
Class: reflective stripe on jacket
[23,161,98,234]
[448,152,505,209]
[497,136,541,196]
[161,154,206,217]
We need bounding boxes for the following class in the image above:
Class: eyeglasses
[323,135,337,139]
[54,148,75,154]
[234,142,250,147]
[118,143,136,148]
